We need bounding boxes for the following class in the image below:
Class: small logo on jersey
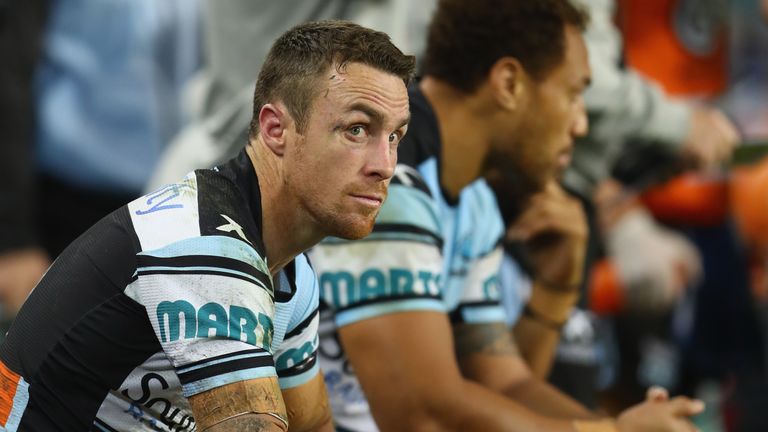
[217,214,251,244]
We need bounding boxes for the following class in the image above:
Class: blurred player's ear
[258,102,289,157]
[489,56,525,111]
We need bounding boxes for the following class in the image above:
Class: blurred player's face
[485,25,590,207]
[286,63,410,240]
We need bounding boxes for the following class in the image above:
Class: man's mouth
[558,147,573,169]
[349,193,384,208]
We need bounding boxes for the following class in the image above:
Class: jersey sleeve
[273,254,320,389]
[309,166,445,328]
[125,235,276,398]
[127,178,278,398]
[445,179,508,325]
[447,244,507,324]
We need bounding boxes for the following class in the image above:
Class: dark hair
[423,0,587,92]
[250,20,415,137]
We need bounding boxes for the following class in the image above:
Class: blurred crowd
[2,0,768,430]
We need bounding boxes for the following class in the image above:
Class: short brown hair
[423,0,587,93]
[250,20,416,137]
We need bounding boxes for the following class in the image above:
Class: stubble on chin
[329,213,378,240]
[330,185,387,240]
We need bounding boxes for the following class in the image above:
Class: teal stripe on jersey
[180,366,277,397]
[336,298,445,327]
[376,184,441,236]
[138,235,270,278]
[322,231,441,247]
[460,305,507,324]
[277,362,319,389]
[3,377,29,431]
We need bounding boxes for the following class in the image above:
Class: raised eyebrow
[348,102,385,125]
[348,102,410,130]
[396,114,411,131]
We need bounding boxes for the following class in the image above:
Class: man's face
[485,24,591,208]
[285,63,410,240]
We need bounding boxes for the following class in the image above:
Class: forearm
[441,379,584,432]
[513,316,561,378]
[449,322,593,431]
[501,375,596,420]
[346,314,579,432]
[514,283,579,378]
[388,377,579,432]
[282,373,333,432]
[190,377,288,431]
[201,413,288,431]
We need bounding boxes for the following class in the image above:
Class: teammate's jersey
[309,84,506,432]
[0,151,319,431]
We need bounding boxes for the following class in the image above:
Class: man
[0,21,414,431]
[310,1,704,431]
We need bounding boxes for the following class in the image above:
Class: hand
[681,107,739,170]
[604,207,701,314]
[616,393,704,432]
[0,248,49,316]
[507,181,588,291]
[645,386,670,403]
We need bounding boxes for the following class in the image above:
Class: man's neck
[245,145,322,277]
[419,77,492,201]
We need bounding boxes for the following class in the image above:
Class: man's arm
[339,310,580,432]
[340,305,705,432]
[188,376,289,431]
[281,372,334,432]
[512,282,581,378]
[507,182,587,378]
[454,322,593,419]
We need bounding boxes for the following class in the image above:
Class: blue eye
[344,125,369,143]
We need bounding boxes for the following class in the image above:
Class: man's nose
[572,97,588,137]
[364,135,396,180]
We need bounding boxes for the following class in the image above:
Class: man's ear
[258,102,291,156]
[489,57,526,111]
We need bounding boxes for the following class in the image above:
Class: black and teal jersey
[0,151,319,431]
[309,85,506,432]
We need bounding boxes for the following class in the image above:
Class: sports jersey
[309,84,507,432]
[0,151,319,431]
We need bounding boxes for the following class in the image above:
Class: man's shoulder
[128,170,265,257]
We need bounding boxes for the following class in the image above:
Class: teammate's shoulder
[390,163,432,198]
